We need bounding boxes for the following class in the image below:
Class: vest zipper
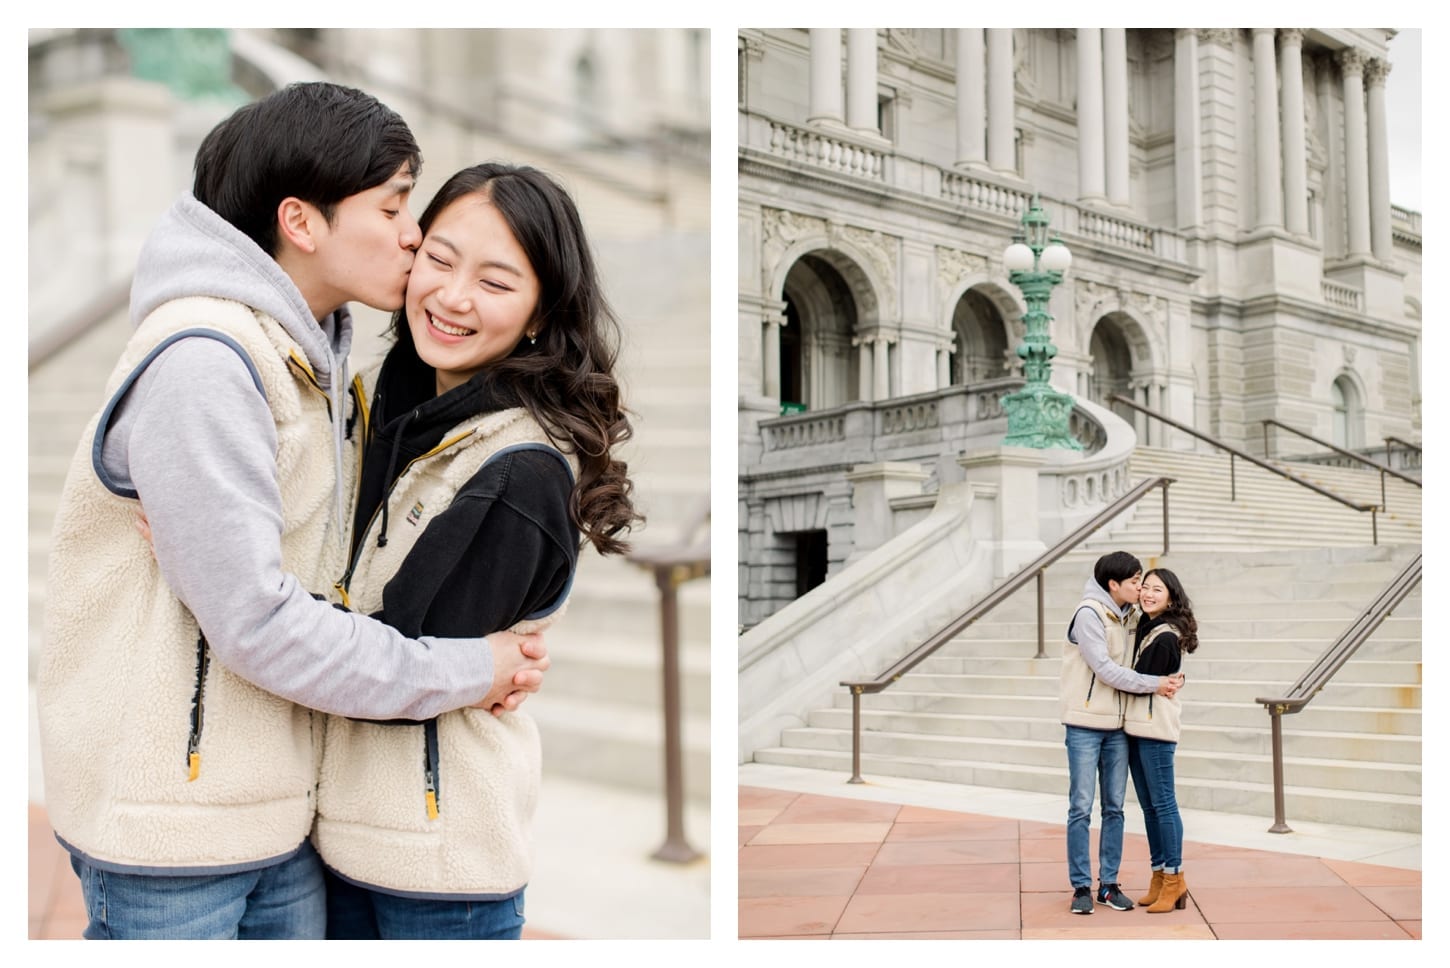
[287,352,334,420]
[333,428,478,603]
[186,633,211,781]
[423,718,442,820]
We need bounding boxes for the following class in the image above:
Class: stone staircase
[750,447,1422,832]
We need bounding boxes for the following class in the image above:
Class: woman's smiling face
[1139,573,1171,618]
[405,192,540,395]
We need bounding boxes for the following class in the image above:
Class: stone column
[1337,47,1372,257]
[762,315,783,398]
[854,337,871,402]
[846,28,879,134]
[1278,29,1309,235]
[873,335,892,400]
[1174,29,1203,231]
[1252,28,1282,229]
[1366,58,1394,261]
[807,28,844,125]
[956,28,986,166]
[937,341,952,389]
[1104,28,1130,206]
[1077,28,1106,201]
[987,28,1015,172]
[1147,382,1163,447]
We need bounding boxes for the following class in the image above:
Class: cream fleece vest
[315,398,575,899]
[1123,625,1184,743]
[1059,599,1132,730]
[37,297,346,873]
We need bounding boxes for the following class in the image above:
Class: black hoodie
[348,340,578,640]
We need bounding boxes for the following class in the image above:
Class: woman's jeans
[324,868,526,939]
[1128,735,1183,872]
[1064,725,1128,889]
[69,840,326,939]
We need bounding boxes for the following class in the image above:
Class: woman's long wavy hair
[392,162,641,554]
[1143,568,1199,654]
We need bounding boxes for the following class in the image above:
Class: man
[1060,550,1183,915]
[37,82,546,939]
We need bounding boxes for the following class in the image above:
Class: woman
[1124,567,1198,914]
[314,162,640,939]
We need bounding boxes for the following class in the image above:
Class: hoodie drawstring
[377,409,417,548]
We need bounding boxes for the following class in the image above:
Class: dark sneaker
[1070,885,1094,914]
[1096,882,1135,911]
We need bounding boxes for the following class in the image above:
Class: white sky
[1386,28,1421,211]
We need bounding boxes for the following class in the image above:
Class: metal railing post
[1035,570,1046,659]
[849,686,864,784]
[1267,704,1292,833]
[1230,453,1237,501]
[649,563,700,863]
[1161,481,1171,556]
[1371,508,1378,546]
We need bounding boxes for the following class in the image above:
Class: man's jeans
[324,868,526,939]
[69,840,325,939]
[1128,735,1183,872]
[1064,725,1128,889]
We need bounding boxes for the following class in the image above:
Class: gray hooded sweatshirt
[1066,576,1162,696]
[97,193,495,720]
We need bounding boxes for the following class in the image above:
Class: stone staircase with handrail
[750,447,1421,832]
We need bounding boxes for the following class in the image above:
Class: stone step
[930,616,1420,643]
[834,691,1422,731]
[804,707,1421,765]
[528,693,709,802]
[544,633,710,714]
[751,746,1422,832]
[897,666,1420,697]
[778,725,1420,797]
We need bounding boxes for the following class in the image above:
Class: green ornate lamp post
[1000,195,1081,450]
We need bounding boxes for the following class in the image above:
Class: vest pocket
[186,633,211,781]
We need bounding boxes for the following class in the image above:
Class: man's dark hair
[192,82,421,256]
[1094,550,1142,590]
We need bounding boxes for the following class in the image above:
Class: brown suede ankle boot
[1146,870,1187,913]
[1137,870,1164,907]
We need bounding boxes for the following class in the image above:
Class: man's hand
[474,631,550,716]
[1155,672,1185,698]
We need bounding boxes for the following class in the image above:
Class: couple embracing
[38,81,638,939]
[1060,551,1201,916]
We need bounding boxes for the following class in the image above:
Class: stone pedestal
[845,461,930,559]
[958,448,1048,578]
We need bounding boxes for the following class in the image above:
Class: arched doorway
[1088,315,1135,421]
[781,253,861,411]
[948,288,1012,385]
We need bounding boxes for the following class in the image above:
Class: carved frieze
[936,246,989,295]
[840,224,899,310]
[761,207,827,287]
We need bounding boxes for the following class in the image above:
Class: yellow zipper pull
[188,751,200,782]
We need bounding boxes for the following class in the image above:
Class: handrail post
[1161,481,1171,556]
[1267,704,1292,833]
[1371,507,1378,546]
[848,686,865,784]
[1230,453,1237,502]
[1035,570,1047,659]
[649,563,700,863]
[1263,421,1270,460]
[1380,469,1387,513]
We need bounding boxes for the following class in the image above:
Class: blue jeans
[69,841,325,939]
[324,868,525,939]
[1128,735,1183,872]
[1064,725,1128,889]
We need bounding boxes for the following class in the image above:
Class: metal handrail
[1384,436,1422,466]
[839,474,1175,784]
[1255,552,1421,833]
[1109,394,1380,545]
[1261,418,1421,513]
[625,495,709,864]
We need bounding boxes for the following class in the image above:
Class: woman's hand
[476,631,551,716]
[1155,672,1185,697]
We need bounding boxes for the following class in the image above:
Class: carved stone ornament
[1278,28,1304,50]
[761,208,828,288]
[1074,278,1118,320]
[841,224,899,310]
[936,246,989,294]
[1365,58,1391,87]
[1197,28,1238,48]
[1343,344,1357,365]
[1335,47,1368,77]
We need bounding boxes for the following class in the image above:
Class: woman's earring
[528,331,537,345]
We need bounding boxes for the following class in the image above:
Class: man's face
[310,163,421,315]
[1108,571,1142,608]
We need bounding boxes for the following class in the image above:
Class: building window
[1331,375,1362,449]
[795,530,830,597]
